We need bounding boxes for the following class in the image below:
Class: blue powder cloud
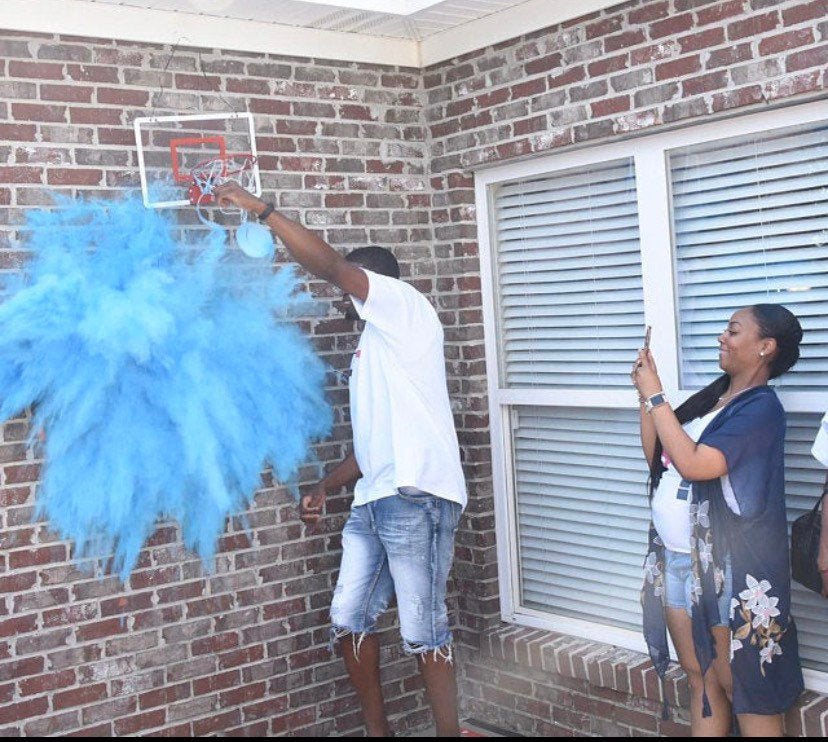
[0,195,332,579]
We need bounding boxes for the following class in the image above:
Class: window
[476,101,828,689]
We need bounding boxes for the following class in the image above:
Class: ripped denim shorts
[329,488,462,660]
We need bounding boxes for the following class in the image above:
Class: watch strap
[257,203,275,222]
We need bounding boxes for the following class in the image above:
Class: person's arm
[300,452,361,526]
[213,182,368,301]
[819,493,828,597]
[633,349,727,481]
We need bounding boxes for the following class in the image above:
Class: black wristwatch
[257,203,275,222]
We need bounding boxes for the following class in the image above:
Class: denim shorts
[663,548,732,626]
[330,489,462,656]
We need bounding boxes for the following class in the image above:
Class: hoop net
[188,154,257,208]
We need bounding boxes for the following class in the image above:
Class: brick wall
[0,32,437,736]
[421,0,828,734]
[1,0,827,735]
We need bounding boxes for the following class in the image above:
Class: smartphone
[643,325,652,350]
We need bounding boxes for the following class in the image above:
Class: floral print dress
[641,386,803,717]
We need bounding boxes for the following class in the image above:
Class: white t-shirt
[652,407,740,553]
[812,411,828,467]
[348,269,467,510]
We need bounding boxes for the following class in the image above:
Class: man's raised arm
[213,182,368,301]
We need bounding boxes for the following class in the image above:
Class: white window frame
[475,99,828,693]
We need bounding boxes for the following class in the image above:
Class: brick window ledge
[458,624,828,737]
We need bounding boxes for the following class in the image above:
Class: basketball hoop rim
[191,153,257,181]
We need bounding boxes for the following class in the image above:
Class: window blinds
[513,407,828,671]
[513,406,650,631]
[785,412,827,672]
[671,121,828,390]
[493,159,645,388]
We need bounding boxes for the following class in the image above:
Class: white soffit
[2,0,625,67]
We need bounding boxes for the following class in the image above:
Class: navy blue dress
[642,386,804,716]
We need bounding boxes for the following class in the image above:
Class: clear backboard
[134,112,261,209]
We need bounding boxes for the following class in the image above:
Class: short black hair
[345,246,400,279]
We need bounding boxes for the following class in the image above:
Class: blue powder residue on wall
[0,195,332,579]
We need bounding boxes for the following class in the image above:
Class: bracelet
[257,203,275,222]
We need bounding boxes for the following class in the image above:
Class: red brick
[548,66,586,89]
[525,53,562,75]
[728,11,780,41]
[786,44,828,71]
[227,78,269,94]
[760,27,816,55]
[783,0,827,25]
[679,27,726,53]
[656,54,702,80]
[193,710,242,736]
[706,42,754,68]
[8,544,65,569]
[628,1,669,24]
[66,64,119,83]
[697,0,747,26]
[9,60,64,79]
[590,95,631,117]
[193,670,240,696]
[340,104,374,121]
[712,85,765,111]
[1,696,49,724]
[650,12,694,39]
[54,683,108,710]
[475,88,509,109]
[0,614,37,637]
[97,128,134,146]
[40,84,93,103]
[605,29,646,52]
[47,169,103,186]
[510,76,546,98]
[96,87,149,106]
[588,54,629,76]
[0,571,37,595]
[174,73,220,91]
[74,617,128,642]
[113,709,166,735]
[682,70,729,95]
[18,669,76,696]
[764,69,821,98]
[0,123,37,141]
[138,682,191,710]
[191,632,239,655]
[11,103,66,122]
[69,107,122,125]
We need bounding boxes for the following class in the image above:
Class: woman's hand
[631,349,663,401]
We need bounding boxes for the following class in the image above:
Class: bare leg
[666,608,731,736]
[738,713,783,737]
[341,633,390,737]
[418,649,460,737]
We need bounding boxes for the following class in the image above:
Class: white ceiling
[82,0,526,40]
[4,0,624,66]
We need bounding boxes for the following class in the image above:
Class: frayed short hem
[402,640,453,665]
[329,625,376,660]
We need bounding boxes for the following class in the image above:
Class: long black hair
[648,303,803,491]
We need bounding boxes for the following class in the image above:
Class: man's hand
[213,182,265,215]
[300,482,327,528]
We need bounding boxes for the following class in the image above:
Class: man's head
[344,246,400,279]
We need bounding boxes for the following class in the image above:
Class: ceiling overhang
[2,0,624,68]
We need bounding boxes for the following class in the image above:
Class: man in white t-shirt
[214,183,467,737]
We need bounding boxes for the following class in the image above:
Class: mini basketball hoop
[188,153,258,207]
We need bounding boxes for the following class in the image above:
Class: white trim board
[3,0,625,68]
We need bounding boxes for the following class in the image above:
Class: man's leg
[341,633,390,737]
[375,492,463,737]
[330,504,395,737]
[419,650,460,737]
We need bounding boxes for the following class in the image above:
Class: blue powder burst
[0,195,332,579]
